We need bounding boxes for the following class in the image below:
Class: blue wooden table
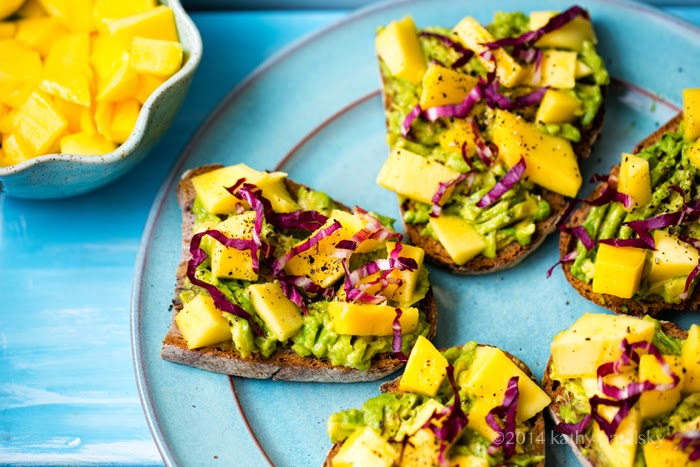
[1,3,699,465]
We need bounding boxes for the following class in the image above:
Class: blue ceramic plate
[132,1,700,465]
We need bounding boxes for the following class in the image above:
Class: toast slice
[324,343,547,466]
[542,320,688,466]
[161,165,438,382]
[559,113,700,316]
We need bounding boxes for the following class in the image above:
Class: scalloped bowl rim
[0,0,203,176]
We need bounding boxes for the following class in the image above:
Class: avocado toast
[559,89,700,316]
[324,337,551,466]
[543,313,700,467]
[374,7,609,274]
[161,164,437,382]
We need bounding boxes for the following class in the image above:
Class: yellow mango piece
[550,313,656,379]
[592,406,640,467]
[419,63,478,109]
[639,354,684,419]
[401,428,441,466]
[110,98,140,143]
[40,33,92,107]
[96,51,138,102]
[15,17,67,57]
[581,372,637,401]
[39,0,94,33]
[683,324,700,393]
[94,100,113,140]
[538,50,577,89]
[618,152,651,210]
[135,73,166,104]
[575,60,593,79]
[449,455,488,467]
[1,133,36,166]
[529,11,596,51]
[94,0,156,23]
[467,398,497,440]
[210,212,258,281]
[0,0,25,20]
[191,164,267,214]
[91,33,128,79]
[59,132,116,155]
[0,40,42,108]
[51,97,84,133]
[359,242,424,306]
[105,6,178,45]
[249,171,300,214]
[462,346,551,423]
[329,301,418,337]
[80,106,97,135]
[535,89,582,124]
[247,281,303,341]
[11,92,68,154]
[453,16,524,88]
[644,438,700,467]
[398,336,448,397]
[647,230,699,284]
[592,244,647,299]
[492,109,581,197]
[683,88,700,141]
[333,427,398,467]
[0,22,16,38]
[16,0,46,17]
[130,37,183,78]
[428,215,486,265]
[375,16,426,84]
[174,294,232,350]
[439,119,477,157]
[376,147,462,205]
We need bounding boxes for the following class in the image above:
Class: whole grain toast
[323,345,546,466]
[559,113,700,316]
[542,320,688,466]
[161,164,438,382]
[380,67,607,276]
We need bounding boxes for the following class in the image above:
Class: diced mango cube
[529,11,596,50]
[466,398,497,440]
[332,427,398,467]
[439,119,477,157]
[94,100,114,140]
[253,172,300,214]
[618,152,651,210]
[209,212,258,281]
[419,63,478,109]
[93,0,156,23]
[399,336,448,396]
[453,16,524,88]
[647,230,699,285]
[16,0,46,18]
[359,242,425,306]
[538,50,577,89]
[174,294,232,350]
[1,133,35,166]
[535,89,582,124]
[592,244,647,299]
[135,73,167,105]
[376,148,462,205]
[39,0,95,33]
[400,428,442,466]
[110,98,140,143]
[191,164,265,214]
[329,301,418,337]
[11,92,68,154]
[639,354,684,419]
[462,346,551,423]
[130,37,183,78]
[247,281,303,341]
[375,16,426,84]
[492,109,581,197]
[59,132,116,155]
[40,33,92,107]
[96,51,138,102]
[91,33,128,81]
[575,60,593,79]
[644,438,700,467]
[15,17,66,57]
[51,97,84,133]
[592,406,640,467]
[0,22,16,39]
[683,88,700,141]
[105,6,178,45]
[428,215,487,265]
[550,313,656,379]
[683,324,700,393]
[0,40,43,108]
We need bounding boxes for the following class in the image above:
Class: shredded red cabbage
[670,430,700,461]
[482,81,549,111]
[460,142,475,171]
[392,308,408,362]
[418,31,474,69]
[401,104,423,137]
[562,225,595,251]
[272,221,342,275]
[476,157,526,208]
[422,365,469,467]
[546,251,578,278]
[470,117,496,167]
[486,376,520,459]
[424,84,483,121]
[430,174,467,218]
[187,230,264,337]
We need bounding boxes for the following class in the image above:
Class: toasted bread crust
[559,113,700,316]
[380,64,607,275]
[161,164,439,382]
[324,345,546,466]
[542,321,688,466]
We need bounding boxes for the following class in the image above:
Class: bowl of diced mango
[0,0,202,198]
